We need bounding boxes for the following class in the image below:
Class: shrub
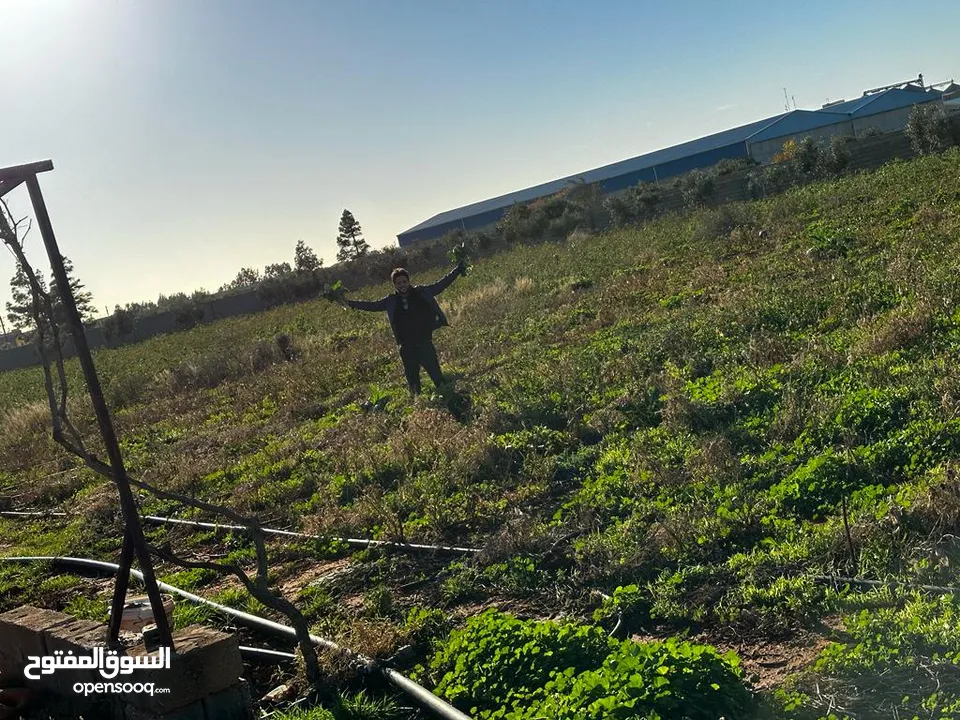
[604,183,662,228]
[171,298,205,330]
[905,103,952,155]
[794,137,823,176]
[819,134,854,177]
[419,609,614,714]
[104,371,151,410]
[258,269,326,307]
[713,157,759,175]
[747,161,802,199]
[420,610,753,720]
[514,638,753,720]
[101,306,137,343]
[563,179,610,231]
[753,134,853,197]
[677,170,716,209]
[497,203,548,243]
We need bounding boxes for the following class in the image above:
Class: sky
[1,0,958,320]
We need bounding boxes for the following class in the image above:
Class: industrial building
[397,77,946,247]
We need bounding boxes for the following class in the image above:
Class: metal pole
[107,533,135,640]
[24,174,175,650]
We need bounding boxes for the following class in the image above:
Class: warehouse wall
[748,122,855,164]
[853,106,924,135]
[397,142,751,245]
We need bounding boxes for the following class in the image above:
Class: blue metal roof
[398,86,943,240]
[818,95,875,115]
[851,87,941,116]
[746,110,851,142]
[817,87,941,116]
[398,112,786,236]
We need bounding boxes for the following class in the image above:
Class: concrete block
[202,681,254,720]
[0,609,248,719]
[42,618,112,695]
[124,699,206,720]
[0,606,72,682]
[2,606,76,634]
[122,627,244,715]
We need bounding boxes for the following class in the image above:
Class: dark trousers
[399,341,444,394]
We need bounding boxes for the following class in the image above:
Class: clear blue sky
[1,0,957,318]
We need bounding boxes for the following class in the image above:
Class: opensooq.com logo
[23,647,173,696]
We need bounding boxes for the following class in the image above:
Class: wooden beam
[0,177,27,199]
[0,160,54,184]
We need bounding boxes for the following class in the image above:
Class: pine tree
[6,263,46,331]
[49,255,96,326]
[336,210,370,262]
[294,240,322,271]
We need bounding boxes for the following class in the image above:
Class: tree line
[6,104,953,348]
[2,209,371,345]
[218,209,369,293]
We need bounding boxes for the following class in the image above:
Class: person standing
[341,261,465,395]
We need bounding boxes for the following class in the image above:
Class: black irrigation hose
[0,556,474,720]
[0,511,481,556]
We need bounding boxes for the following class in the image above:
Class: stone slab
[0,606,73,682]
[202,681,254,720]
[122,627,244,714]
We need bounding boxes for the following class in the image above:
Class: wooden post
[24,173,175,650]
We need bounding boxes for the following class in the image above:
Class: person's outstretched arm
[343,294,391,311]
[423,261,465,297]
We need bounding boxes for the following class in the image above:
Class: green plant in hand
[321,279,346,303]
[449,242,470,276]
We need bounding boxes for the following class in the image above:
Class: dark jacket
[345,263,464,345]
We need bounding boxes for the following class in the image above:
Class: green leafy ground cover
[2,150,960,718]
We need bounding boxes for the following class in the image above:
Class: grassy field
[3,149,960,719]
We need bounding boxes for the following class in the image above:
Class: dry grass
[0,401,49,440]
[850,302,933,358]
[386,407,496,478]
[70,482,121,527]
[0,402,66,474]
[448,276,534,324]
[513,276,534,294]
[908,465,960,537]
[337,617,404,660]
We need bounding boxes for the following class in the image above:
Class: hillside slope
[2,149,960,718]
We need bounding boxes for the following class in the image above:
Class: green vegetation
[905,102,955,156]
[417,609,752,719]
[2,148,960,718]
